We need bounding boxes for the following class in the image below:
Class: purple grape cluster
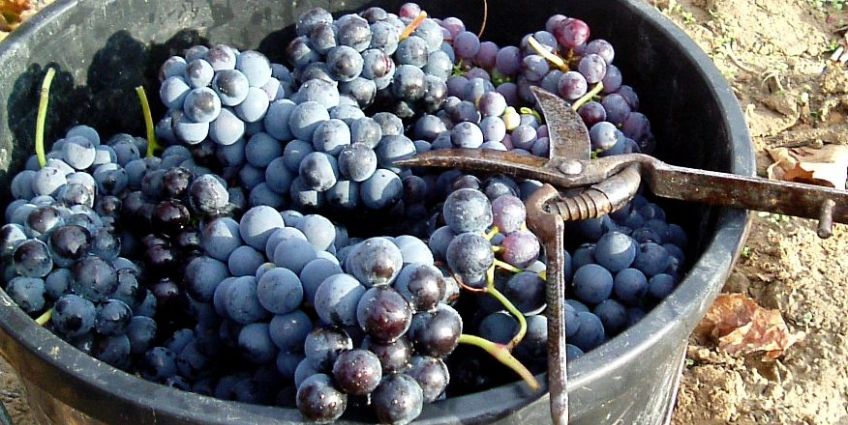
[1,3,688,424]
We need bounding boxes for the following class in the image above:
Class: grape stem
[527,35,569,72]
[458,334,540,391]
[486,264,527,350]
[35,67,56,169]
[485,226,500,240]
[519,107,544,124]
[399,11,428,40]
[493,258,523,274]
[135,86,160,158]
[477,0,488,38]
[34,309,52,326]
[571,81,604,111]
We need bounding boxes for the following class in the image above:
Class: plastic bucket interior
[0,0,754,424]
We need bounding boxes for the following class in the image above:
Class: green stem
[135,86,159,158]
[526,35,568,72]
[493,258,523,274]
[571,81,604,111]
[488,285,528,350]
[35,67,56,169]
[35,309,52,326]
[458,334,540,391]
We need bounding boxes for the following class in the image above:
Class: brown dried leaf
[694,294,804,361]
[0,0,32,31]
[766,145,848,188]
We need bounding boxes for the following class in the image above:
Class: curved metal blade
[530,85,591,161]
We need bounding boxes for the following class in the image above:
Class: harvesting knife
[394,85,848,425]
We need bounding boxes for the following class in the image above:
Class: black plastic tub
[0,0,754,424]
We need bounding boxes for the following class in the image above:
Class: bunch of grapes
[0,2,690,424]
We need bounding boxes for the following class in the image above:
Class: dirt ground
[652,0,848,424]
[3,0,848,424]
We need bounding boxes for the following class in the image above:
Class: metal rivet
[817,199,836,239]
[558,159,583,176]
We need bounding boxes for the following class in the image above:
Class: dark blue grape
[6,276,45,314]
[479,311,518,344]
[613,268,648,305]
[504,272,546,314]
[127,316,157,354]
[372,373,423,425]
[572,263,614,305]
[648,273,676,299]
[446,233,493,286]
[314,273,365,327]
[95,299,132,336]
[570,311,605,352]
[593,231,637,273]
[332,348,382,396]
[52,294,96,338]
[304,327,353,371]
[593,299,627,336]
[297,373,347,422]
[238,322,277,364]
[633,242,671,277]
[269,310,312,351]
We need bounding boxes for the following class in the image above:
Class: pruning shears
[395,86,848,425]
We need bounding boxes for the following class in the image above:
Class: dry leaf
[766,144,848,189]
[0,0,32,32]
[694,294,804,361]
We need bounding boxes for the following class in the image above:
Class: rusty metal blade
[646,162,848,226]
[530,86,591,161]
[393,148,555,179]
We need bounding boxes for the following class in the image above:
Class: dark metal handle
[547,164,642,221]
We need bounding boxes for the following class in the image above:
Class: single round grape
[238,322,278,364]
[95,299,133,336]
[570,311,606,352]
[47,224,91,267]
[236,50,272,87]
[296,374,347,423]
[201,217,242,262]
[228,245,265,277]
[52,294,96,338]
[504,271,546,314]
[338,143,377,182]
[332,348,382,396]
[442,188,493,234]
[224,276,269,324]
[491,195,526,234]
[6,276,45,314]
[212,69,250,106]
[594,231,637,273]
[446,233,493,285]
[304,327,353,371]
[326,45,364,82]
[409,304,462,358]
[314,273,365,327]
[235,87,271,123]
[269,310,313,351]
[289,101,331,141]
[239,206,285,250]
[391,64,426,101]
[479,311,518,345]
[189,174,230,216]
[572,264,614,305]
[346,237,403,286]
[356,286,412,342]
[372,373,424,424]
[633,242,671,277]
[393,263,445,312]
[299,152,339,192]
[336,13,372,51]
[360,169,402,210]
[183,87,222,123]
[127,316,157,354]
[13,239,53,278]
[273,237,317,274]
